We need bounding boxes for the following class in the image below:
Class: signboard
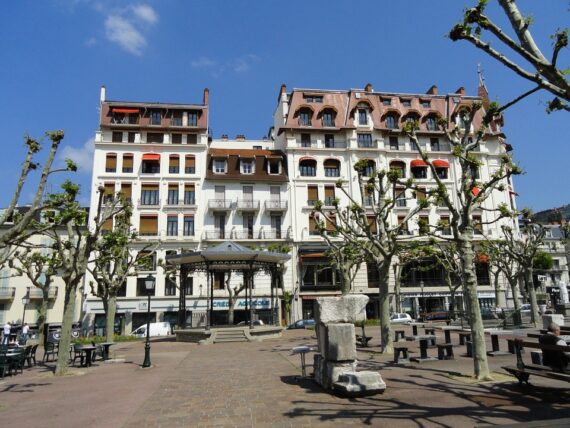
[138,301,148,310]
[187,298,271,310]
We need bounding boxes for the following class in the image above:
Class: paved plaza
[1,326,570,427]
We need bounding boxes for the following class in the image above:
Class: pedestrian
[20,322,30,344]
[2,321,10,345]
[539,322,570,372]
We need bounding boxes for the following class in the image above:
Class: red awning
[471,187,480,196]
[432,160,449,168]
[299,157,316,162]
[410,160,428,167]
[142,153,160,161]
[112,108,139,114]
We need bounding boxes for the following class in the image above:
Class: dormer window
[421,100,431,108]
[298,108,312,126]
[188,111,198,127]
[426,116,438,131]
[150,111,162,125]
[241,159,254,174]
[171,112,183,126]
[213,159,227,174]
[303,95,323,103]
[322,110,335,127]
[385,114,398,129]
[382,98,392,106]
[401,99,412,107]
[268,159,281,175]
[358,109,368,126]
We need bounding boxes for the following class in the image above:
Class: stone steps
[213,329,248,343]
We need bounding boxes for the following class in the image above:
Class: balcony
[208,199,233,211]
[357,140,378,149]
[263,229,287,239]
[138,198,161,208]
[265,200,287,211]
[0,287,16,301]
[324,141,347,149]
[29,287,58,300]
[203,230,229,240]
[233,229,262,240]
[236,199,260,211]
[323,197,336,207]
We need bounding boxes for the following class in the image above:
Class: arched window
[385,113,398,129]
[389,160,406,178]
[297,108,313,126]
[169,155,180,173]
[105,153,117,173]
[361,160,376,177]
[432,160,449,179]
[321,108,336,127]
[323,159,341,177]
[425,115,438,131]
[410,159,428,179]
[299,158,317,176]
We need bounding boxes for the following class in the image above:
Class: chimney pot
[100,85,106,102]
[426,85,438,95]
[221,134,228,140]
[364,83,373,92]
[280,84,287,94]
[455,86,465,95]
[236,134,245,141]
[203,88,209,105]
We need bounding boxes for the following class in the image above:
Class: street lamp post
[420,281,425,321]
[21,287,30,326]
[142,274,155,368]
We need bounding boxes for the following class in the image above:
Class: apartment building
[272,83,518,320]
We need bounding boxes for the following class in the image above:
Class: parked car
[131,322,172,338]
[237,320,265,326]
[390,313,413,324]
[287,319,316,329]
[423,311,450,321]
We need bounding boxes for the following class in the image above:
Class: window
[188,111,198,127]
[415,188,427,203]
[103,183,115,203]
[303,95,323,103]
[470,166,480,180]
[367,262,380,287]
[150,111,161,125]
[307,185,318,206]
[128,132,137,143]
[184,184,195,205]
[147,133,164,144]
[169,155,180,173]
[112,113,125,124]
[167,216,178,236]
[301,133,311,147]
[398,216,410,235]
[357,109,368,125]
[362,160,375,177]
[102,216,113,232]
[185,155,196,174]
[268,159,280,174]
[324,186,335,206]
[122,154,133,173]
[395,188,406,207]
[112,131,122,143]
[214,272,225,290]
[119,183,132,202]
[187,134,198,144]
[435,167,448,179]
[385,114,397,129]
[324,134,335,148]
[430,138,440,151]
[167,184,179,205]
[137,277,156,296]
[440,216,451,235]
[141,183,159,205]
[308,214,319,235]
[241,159,254,174]
[271,215,282,238]
[421,100,431,108]
[165,277,177,296]
[404,114,418,126]
[367,216,377,234]
[184,277,193,295]
[213,158,226,174]
[419,216,429,235]
[473,215,483,235]
[298,109,312,126]
[252,145,262,150]
[142,158,160,174]
[183,216,194,236]
[171,112,183,126]
[322,111,335,127]
[357,133,373,148]
[139,215,158,237]
[105,153,117,173]
[325,215,337,236]
[390,161,406,178]
[476,261,490,285]
[411,165,427,179]
[401,99,412,107]
[324,159,340,177]
[299,159,316,176]
[426,116,437,131]
[382,98,392,106]
[389,136,399,150]
[243,212,255,238]
[171,133,182,144]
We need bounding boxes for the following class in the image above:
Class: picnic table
[486,330,513,357]
[409,322,425,336]
[406,335,439,363]
[437,326,464,345]
[78,345,97,367]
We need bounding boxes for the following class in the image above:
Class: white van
[131,322,172,338]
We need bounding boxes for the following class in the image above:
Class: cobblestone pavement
[1,327,570,427]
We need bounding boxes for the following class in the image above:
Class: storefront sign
[187,298,271,310]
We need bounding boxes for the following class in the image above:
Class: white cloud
[132,4,158,24]
[105,14,146,56]
[85,36,97,47]
[191,54,261,77]
[232,54,260,73]
[191,57,218,69]
[59,138,95,175]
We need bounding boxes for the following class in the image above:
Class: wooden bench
[393,345,409,363]
[437,343,454,360]
[502,340,570,385]
[394,330,406,342]
[356,335,373,348]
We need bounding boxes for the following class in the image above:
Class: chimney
[100,85,106,102]
[279,84,287,102]
[426,85,438,95]
[364,83,373,92]
[455,86,465,95]
[203,88,209,105]
[236,134,245,141]
[221,134,228,141]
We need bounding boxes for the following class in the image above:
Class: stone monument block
[315,295,369,324]
[542,313,565,329]
[322,323,356,361]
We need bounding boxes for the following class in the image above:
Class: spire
[477,64,490,107]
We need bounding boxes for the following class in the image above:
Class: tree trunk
[105,294,117,343]
[37,286,50,347]
[341,266,351,295]
[459,236,491,380]
[55,281,79,376]
[378,261,392,354]
[525,268,540,327]
[228,292,236,325]
[394,265,401,313]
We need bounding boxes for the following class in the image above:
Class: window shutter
[170,156,179,167]
[106,154,117,170]
[139,216,158,234]
[120,183,132,199]
[308,186,318,201]
[186,156,195,168]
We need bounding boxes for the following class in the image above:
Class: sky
[0,0,568,211]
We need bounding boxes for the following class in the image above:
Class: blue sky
[0,0,568,211]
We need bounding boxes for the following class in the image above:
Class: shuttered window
[141,183,159,205]
[309,215,318,235]
[105,153,117,172]
[139,215,158,236]
[185,155,196,174]
[308,185,318,205]
[184,184,195,204]
[102,217,113,231]
[122,154,133,172]
[120,183,132,201]
[169,155,180,173]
